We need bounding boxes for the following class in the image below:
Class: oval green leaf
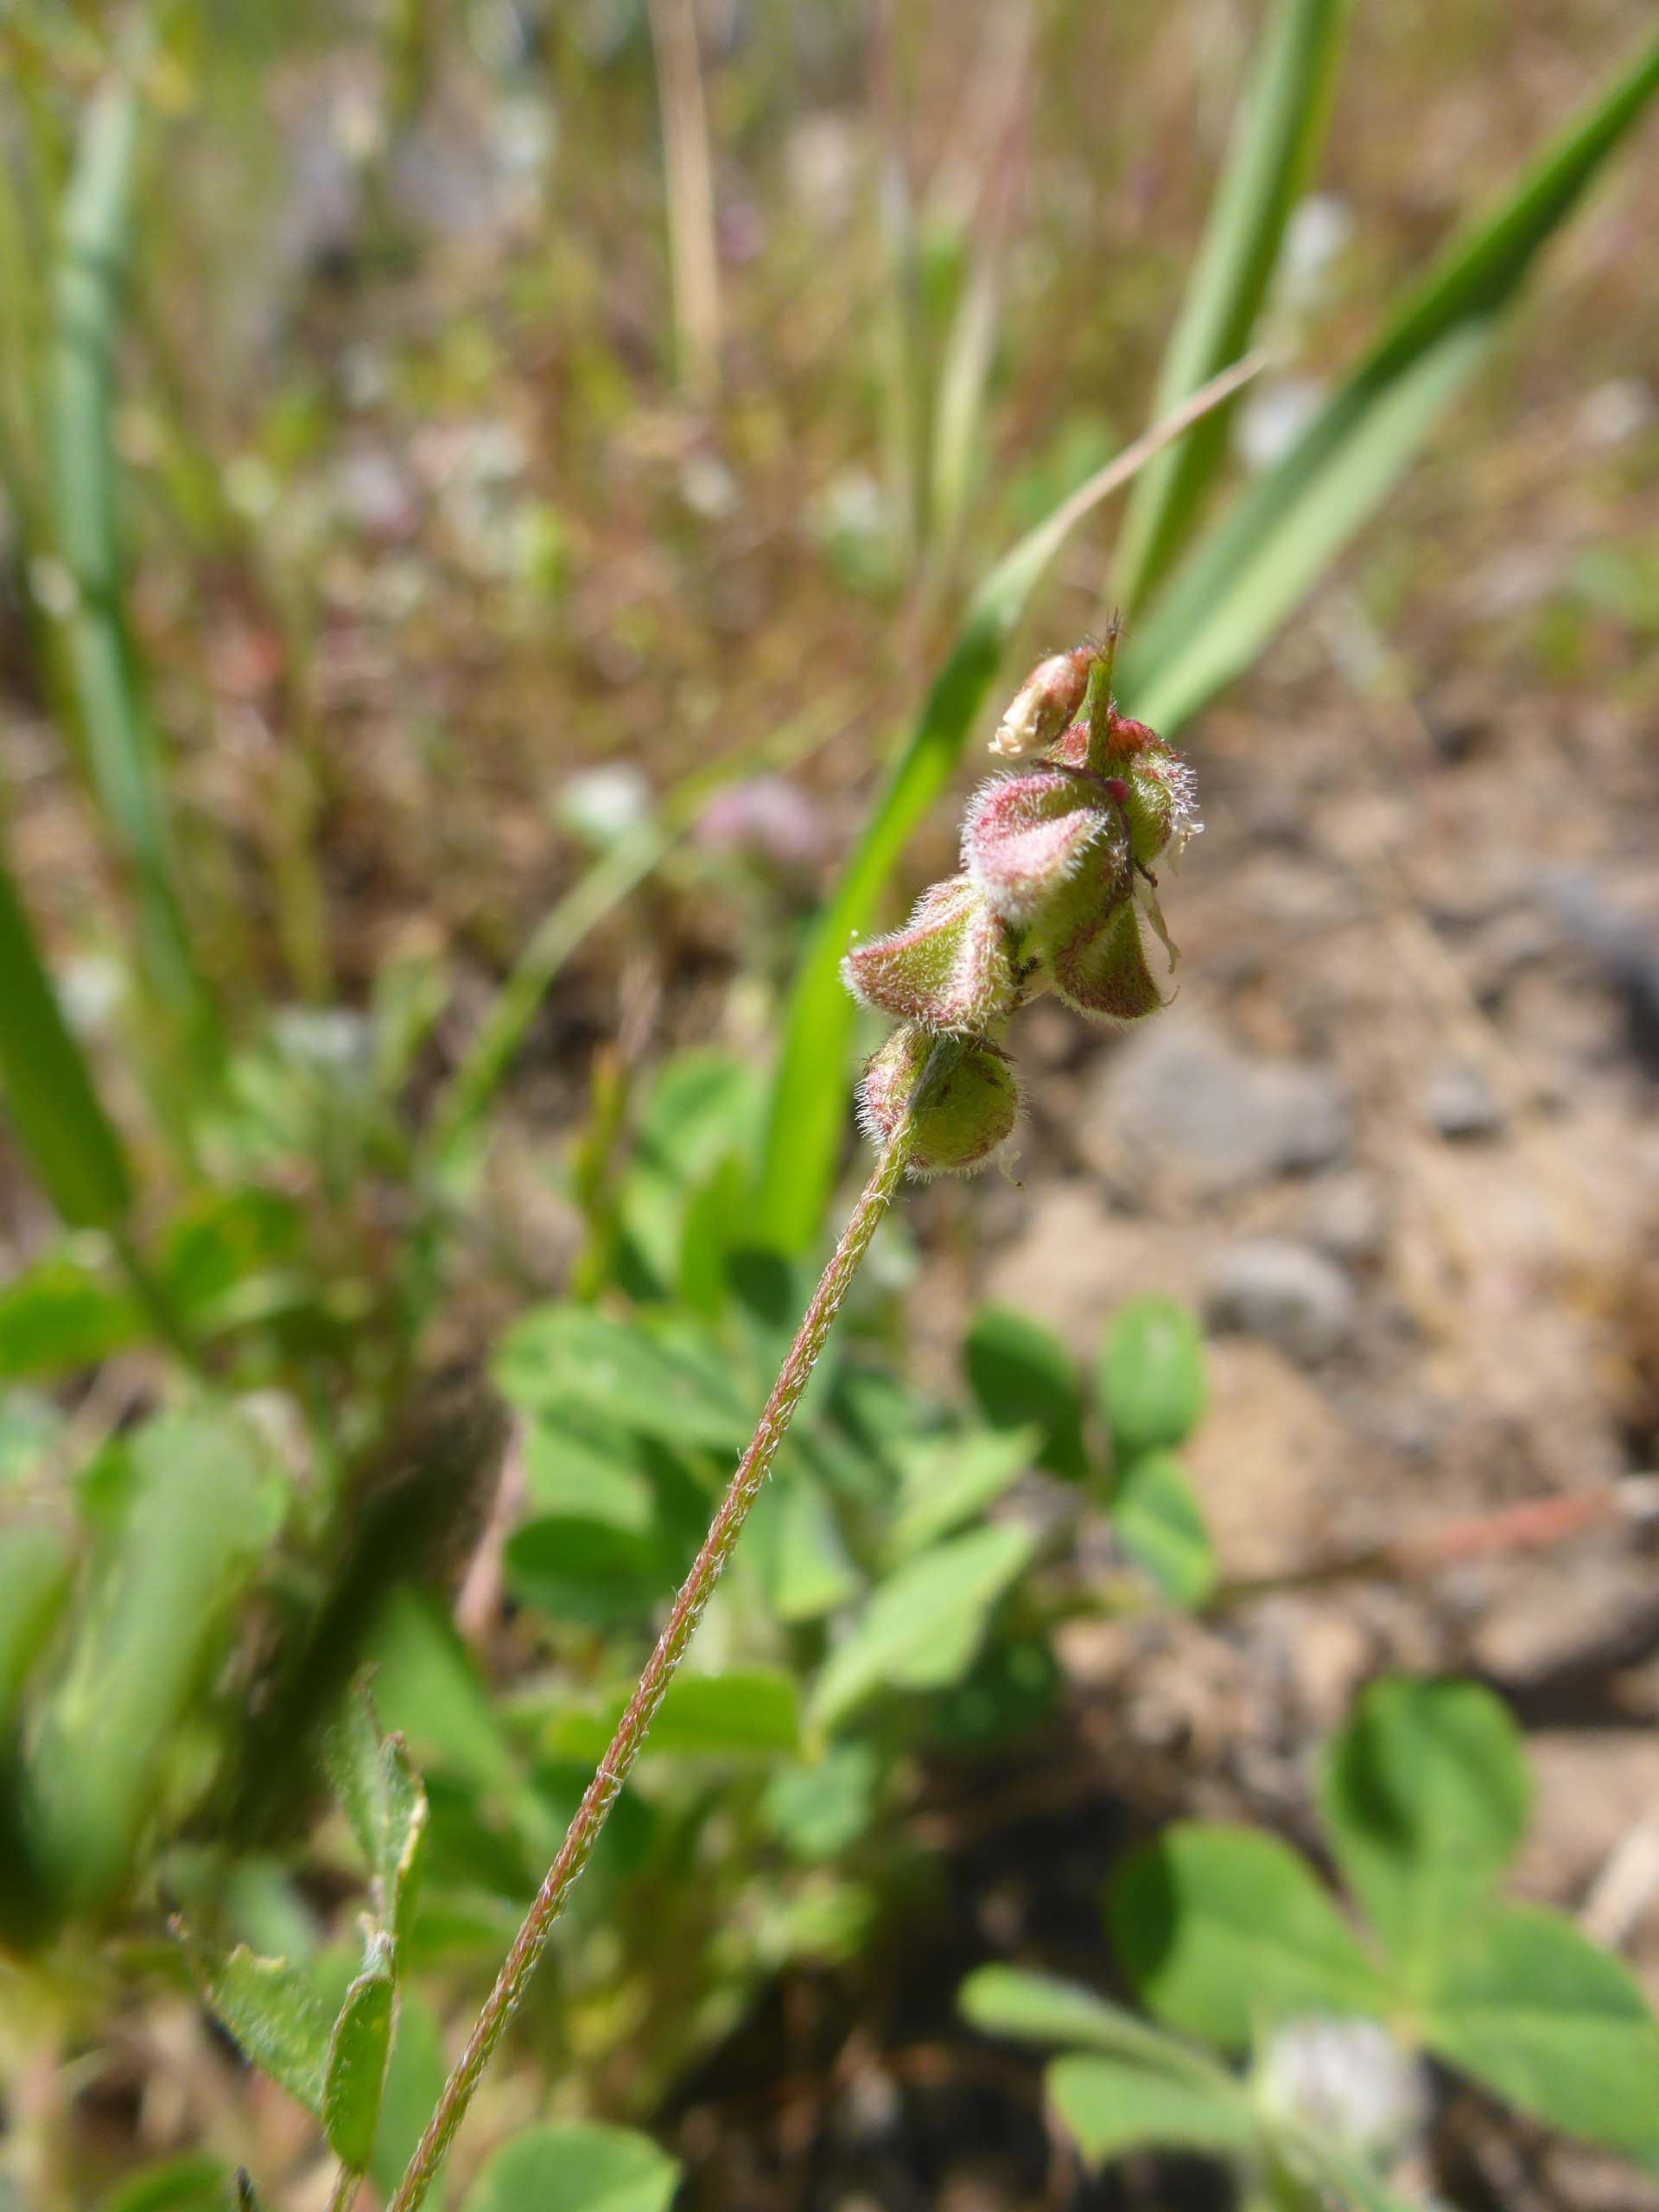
[460,2123,681,2212]
[1098,1297,1208,1464]
[1109,1823,1389,2050]
[1319,1675,1530,1987]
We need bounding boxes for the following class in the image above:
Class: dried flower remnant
[988,643,1096,759]
[1259,2016,1429,2167]
[844,634,1197,1179]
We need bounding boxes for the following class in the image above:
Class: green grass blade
[0,1525,75,1738]
[48,83,213,1056]
[1112,0,1351,611]
[23,1405,278,1917]
[752,355,1261,1252]
[923,245,999,603]
[0,836,132,1230]
[1119,29,1659,735]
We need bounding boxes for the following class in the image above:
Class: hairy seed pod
[856,1026,1021,1177]
[962,769,1122,925]
[1040,886,1166,1024]
[989,645,1096,759]
[1049,710,1200,867]
[842,876,1017,1032]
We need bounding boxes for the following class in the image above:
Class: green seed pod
[1041,888,1166,1025]
[856,1025,1021,1178]
[842,875,1017,1032]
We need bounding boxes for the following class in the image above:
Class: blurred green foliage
[964,1680,1659,2201]
[0,1,1656,2204]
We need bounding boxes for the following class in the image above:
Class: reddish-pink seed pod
[962,769,1122,925]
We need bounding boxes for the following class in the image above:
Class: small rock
[1300,1172,1388,1263]
[1550,869,1659,1077]
[1421,1058,1504,1141]
[1082,1013,1350,1192]
[1205,1239,1358,1365]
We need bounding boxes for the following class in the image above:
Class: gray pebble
[1421,1059,1504,1141]
[1083,1014,1350,1192]
[1205,1239,1359,1365]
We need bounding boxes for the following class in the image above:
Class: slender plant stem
[322,2163,361,2212]
[385,1116,924,2212]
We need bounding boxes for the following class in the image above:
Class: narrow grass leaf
[25,1407,279,1911]
[0,846,131,1230]
[49,84,211,1050]
[1114,0,1351,608]
[0,1523,74,1733]
[431,708,838,1155]
[1120,30,1659,734]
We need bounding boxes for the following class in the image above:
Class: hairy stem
[322,2164,361,2212]
[385,1119,921,2212]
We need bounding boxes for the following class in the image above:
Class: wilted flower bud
[1039,875,1166,1024]
[962,768,1123,926]
[842,876,1017,1032]
[856,1024,1021,1178]
[989,645,1096,759]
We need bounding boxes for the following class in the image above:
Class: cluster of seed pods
[842,638,1199,1176]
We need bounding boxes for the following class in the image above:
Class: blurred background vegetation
[2,2,1658,2209]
